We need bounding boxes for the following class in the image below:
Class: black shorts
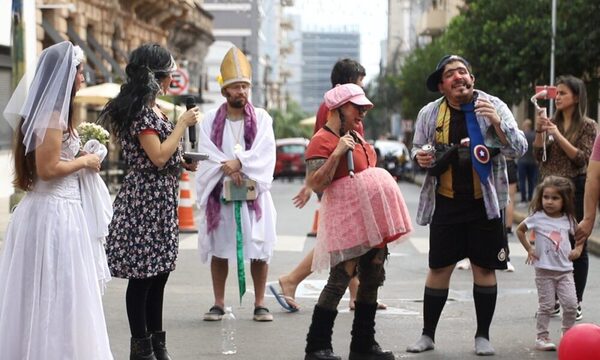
[506,159,517,184]
[429,217,508,270]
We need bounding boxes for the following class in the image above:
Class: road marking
[179,233,529,258]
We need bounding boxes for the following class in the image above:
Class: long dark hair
[12,65,79,191]
[553,75,589,144]
[99,43,174,139]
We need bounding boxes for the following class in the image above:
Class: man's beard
[228,97,247,109]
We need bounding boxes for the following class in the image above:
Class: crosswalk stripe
[179,233,529,257]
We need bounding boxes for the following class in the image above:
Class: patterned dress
[106,107,182,279]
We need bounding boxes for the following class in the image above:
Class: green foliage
[270,100,313,139]
[392,0,600,118]
[363,75,396,139]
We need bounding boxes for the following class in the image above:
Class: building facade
[300,30,360,114]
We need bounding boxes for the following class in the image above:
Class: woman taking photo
[0,41,113,359]
[101,43,199,360]
[533,75,596,322]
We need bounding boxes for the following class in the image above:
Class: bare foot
[278,276,300,310]
[349,299,388,310]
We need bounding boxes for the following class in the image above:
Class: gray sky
[288,0,388,83]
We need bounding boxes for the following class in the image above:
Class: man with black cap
[407,55,527,355]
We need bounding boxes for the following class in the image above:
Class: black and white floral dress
[106,107,182,279]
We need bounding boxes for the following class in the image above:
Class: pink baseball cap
[324,83,374,110]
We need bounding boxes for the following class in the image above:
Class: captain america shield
[473,144,490,164]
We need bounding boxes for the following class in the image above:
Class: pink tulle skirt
[312,167,412,271]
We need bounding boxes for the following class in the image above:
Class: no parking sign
[168,68,189,95]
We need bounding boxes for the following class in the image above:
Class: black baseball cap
[426,55,471,92]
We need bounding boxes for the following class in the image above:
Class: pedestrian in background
[407,55,527,356]
[303,84,412,360]
[101,43,200,360]
[0,41,113,359]
[517,119,538,203]
[516,176,581,351]
[533,75,596,321]
[195,47,277,322]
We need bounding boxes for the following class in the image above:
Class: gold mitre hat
[218,47,252,88]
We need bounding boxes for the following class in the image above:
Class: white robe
[195,106,277,263]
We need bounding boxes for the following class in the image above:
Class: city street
[102,179,599,360]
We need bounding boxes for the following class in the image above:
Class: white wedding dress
[0,134,113,359]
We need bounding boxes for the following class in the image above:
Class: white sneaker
[504,261,515,272]
[535,338,556,351]
[456,258,471,270]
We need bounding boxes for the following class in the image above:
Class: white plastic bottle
[221,307,237,355]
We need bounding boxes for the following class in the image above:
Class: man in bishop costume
[195,46,277,322]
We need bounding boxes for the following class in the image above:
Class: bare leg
[349,276,359,309]
[210,256,228,308]
[349,277,387,310]
[251,260,269,308]
[278,248,314,301]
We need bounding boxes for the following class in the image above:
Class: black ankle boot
[305,305,341,360]
[130,335,158,360]
[349,302,394,360]
[151,331,172,360]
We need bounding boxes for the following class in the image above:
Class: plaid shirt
[410,90,528,225]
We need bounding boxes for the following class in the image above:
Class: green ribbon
[234,200,246,304]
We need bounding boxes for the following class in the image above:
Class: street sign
[168,68,189,95]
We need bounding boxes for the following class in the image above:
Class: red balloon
[558,323,600,360]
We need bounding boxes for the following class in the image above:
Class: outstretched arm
[576,159,600,244]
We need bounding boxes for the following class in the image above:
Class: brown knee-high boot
[349,302,394,360]
[305,305,341,360]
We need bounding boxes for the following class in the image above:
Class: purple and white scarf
[206,102,261,234]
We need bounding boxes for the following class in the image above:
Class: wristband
[535,129,544,133]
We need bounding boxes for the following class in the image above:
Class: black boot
[130,335,158,360]
[349,302,394,360]
[151,331,172,360]
[305,305,341,360]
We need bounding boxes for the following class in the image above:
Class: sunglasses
[350,103,369,114]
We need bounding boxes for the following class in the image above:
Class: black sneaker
[576,304,583,321]
[535,302,560,318]
[550,302,561,317]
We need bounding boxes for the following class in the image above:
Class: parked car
[274,137,309,179]
[373,139,414,181]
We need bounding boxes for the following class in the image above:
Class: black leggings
[572,174,589,302]
[126,272,170,338]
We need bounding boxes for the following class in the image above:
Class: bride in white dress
[0,41,113,359]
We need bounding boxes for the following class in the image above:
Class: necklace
[228,119,244,152]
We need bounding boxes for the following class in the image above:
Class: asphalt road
[97,179,600,360]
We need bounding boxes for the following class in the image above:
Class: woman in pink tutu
[304,83,412,360]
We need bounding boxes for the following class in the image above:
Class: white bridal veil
[3,41,84,154]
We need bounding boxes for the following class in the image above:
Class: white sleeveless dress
[0,134,113,359]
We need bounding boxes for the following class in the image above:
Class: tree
[448,0,600,116]
[269,101,312,139]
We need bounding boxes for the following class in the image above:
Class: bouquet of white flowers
[77,122,110,145]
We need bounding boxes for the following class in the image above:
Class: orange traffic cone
[178,171,197,233]
[307,203,320,237]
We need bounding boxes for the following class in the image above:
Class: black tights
[126,272,170,338]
